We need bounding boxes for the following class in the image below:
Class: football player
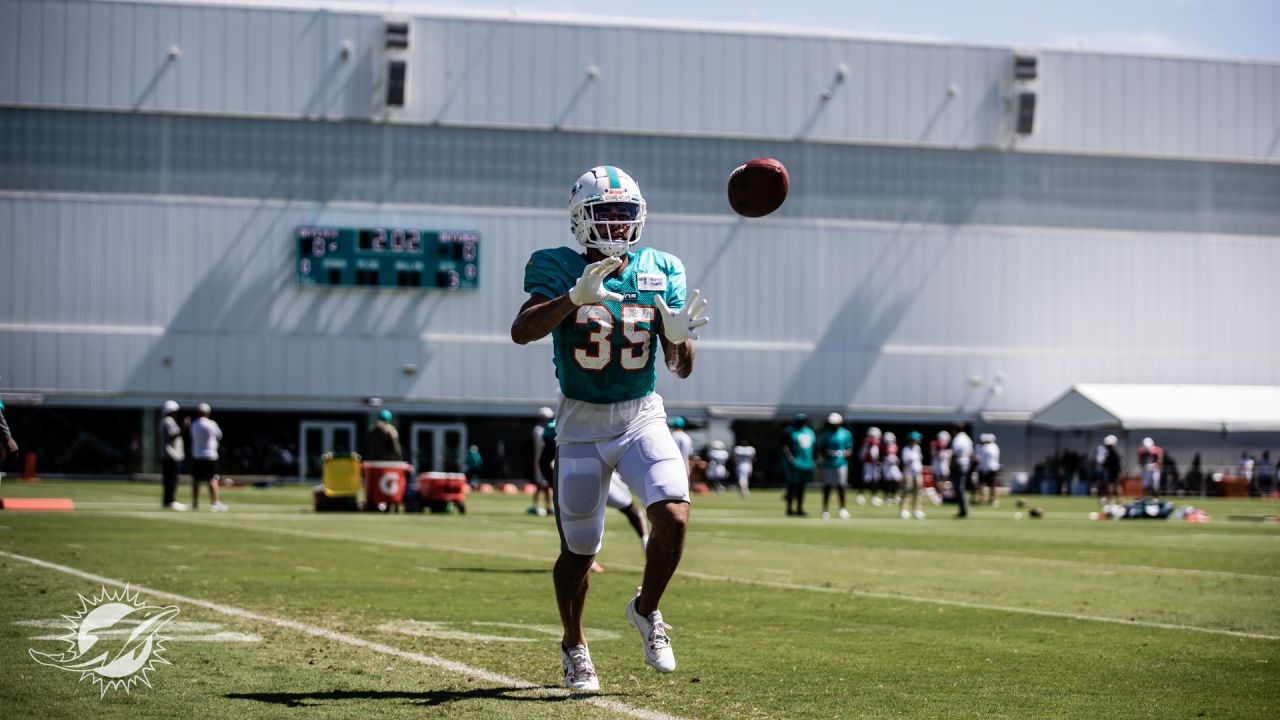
[732,441,756,497]
[857,427,882,506]
[899,431,926,519]
[782,414,817,516]
[816,413,854,519]
[511,166,708,692]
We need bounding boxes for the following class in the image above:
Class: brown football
[727,157,789,218]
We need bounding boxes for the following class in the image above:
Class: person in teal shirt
[511,165,710,693]
[817,413,854,519]
[781,413,816,516]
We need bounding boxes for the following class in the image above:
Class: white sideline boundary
[0,550,685,720]
[122,513,1280,643]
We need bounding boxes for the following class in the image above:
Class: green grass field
[1,480,1276,719]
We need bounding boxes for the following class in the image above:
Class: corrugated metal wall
[1,0,1276,162]
[1,0,1278,422]
[3,192,1277,414]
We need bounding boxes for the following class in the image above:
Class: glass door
[410,422,467,475]
[299,421,357,480]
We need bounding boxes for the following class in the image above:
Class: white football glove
[568,257,624,306]
[654,289,709,344]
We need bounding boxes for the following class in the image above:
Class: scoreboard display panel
[295,226,480,290]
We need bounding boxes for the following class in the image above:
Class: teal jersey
[817,427,854,468]
[523,246,687,404]
[784,426,817,470]
[542,419,557,445]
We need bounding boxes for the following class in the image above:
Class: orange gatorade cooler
[419,472,469,514]
[363,461,411,511]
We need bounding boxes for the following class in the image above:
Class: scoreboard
[295,225,480,290]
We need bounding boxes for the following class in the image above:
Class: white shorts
[606,474,634,510]
[819,465,848,488]
[554,394,689,556]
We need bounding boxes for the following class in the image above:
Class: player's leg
[191,460,208,510]
[209,464,226,510]
[821,469,833,515]
[954,464,969,517]
[607,476,649,549]
[637,499,688,614]
[552,442,612,649]
[616,422,689,673]
[835,465,848,515]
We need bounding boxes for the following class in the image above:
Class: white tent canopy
[1030,384,1280,432]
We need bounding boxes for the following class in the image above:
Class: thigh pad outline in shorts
[555,450,611,556]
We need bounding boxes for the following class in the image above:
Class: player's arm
[660,336,694,378]
[513,256,624,345]
[511,293,576,345]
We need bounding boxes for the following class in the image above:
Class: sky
[366,0,1280,62]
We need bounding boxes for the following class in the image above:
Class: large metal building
[2,0,1278,481]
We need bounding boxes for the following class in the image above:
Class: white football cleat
[821,511,830,519]
[871,497,883,507]
[210,502,229,512]
[838,508,850,519]
[626,597,675,673]
[854,495,867,506]
[914,510,926,520]
[561,645,600,692]
[166,501,188,512]
[899,509,911,520]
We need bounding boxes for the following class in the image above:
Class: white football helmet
[569,165,646,257]
[866,427,882,440]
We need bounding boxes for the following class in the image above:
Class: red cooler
[363,461,411,510]
[419,472,469,514]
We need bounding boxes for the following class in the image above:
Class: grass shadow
[437,567,550,574]
[226,685,593,708]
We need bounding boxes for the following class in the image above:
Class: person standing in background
[157,401,187,511]
[950,425,974,518]
[0,397,18,467]
[931,431,952,506]
[1237,452,1256,494]
[899,432,925,519]
[857,427,882,507]
[1257,451,1274,497]
[732,441,756,497]
[367,409,402,461]
[879,431,902,507]
[705,440,730,495]
[816,413,854,519]
[189,403,227,512]
[1138,437,1163,496]
[1101,435,1121,501]
[669,417,694,476]
[464,445,483,488]
[530,407,556,516]
[977,433,1001,506]
[781,414,816,517]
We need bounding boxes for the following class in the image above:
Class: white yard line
[124,513,1280,643]
[0,550,685,720]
